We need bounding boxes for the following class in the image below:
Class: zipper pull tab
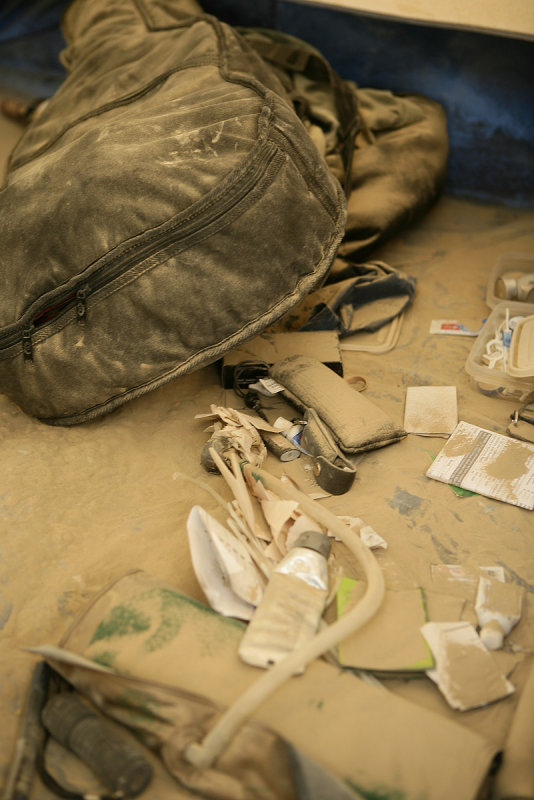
[22,326,34,362]
[76,284,91,323]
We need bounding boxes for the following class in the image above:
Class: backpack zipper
[1,143,280,362]
[19,285,89,361]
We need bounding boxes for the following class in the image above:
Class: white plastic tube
[184,463,386,769]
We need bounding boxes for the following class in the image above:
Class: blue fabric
[0,0,68,99]
[301,261,416,335]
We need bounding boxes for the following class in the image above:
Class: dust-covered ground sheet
[1,100,533,800]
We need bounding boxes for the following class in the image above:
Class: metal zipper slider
[22,326,34,361]
[76,284,91,323]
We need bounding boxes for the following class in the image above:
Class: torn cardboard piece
[424,589,466,624]
[337,579,434,675]
[221,331,342,388]
[404,385,458,437]
[493,658,534,800]
[429,565,506,627]
[421,621,515,711]
[431,564,506,587]
[334,516,387,550]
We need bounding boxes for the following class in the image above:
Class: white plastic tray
[465,301,534,401]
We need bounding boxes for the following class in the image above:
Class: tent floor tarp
[1,112,533,799]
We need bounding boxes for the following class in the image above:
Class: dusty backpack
[0,1,448,425]
[0,0,347,424]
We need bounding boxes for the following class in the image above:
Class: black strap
[37,731,110,800]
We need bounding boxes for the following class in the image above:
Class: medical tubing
[184,464,386,769]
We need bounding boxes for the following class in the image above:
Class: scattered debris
[404,385,458,437]
[426,421,534,509]
[431,564,506,585]
[429,320,481,336]
[337,580,434,674]
[187,505,265,620]
[421,621,515,711]
[238,531,331,671]
[336,515,388,550]
[475,575,523,650]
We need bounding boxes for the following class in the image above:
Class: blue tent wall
[0,0,533,206]
[202,0,534,207]
[0,0,69,98]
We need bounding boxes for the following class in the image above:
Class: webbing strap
[247,33,360,196]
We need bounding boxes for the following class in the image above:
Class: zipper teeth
[88,145,276,293]
[0,143,279,352]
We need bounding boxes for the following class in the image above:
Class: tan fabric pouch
[270,355,406,453]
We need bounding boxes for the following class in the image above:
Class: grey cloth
[241,29,449,261]
[301,260,416,336]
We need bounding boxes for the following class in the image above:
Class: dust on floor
[1,112,533,795]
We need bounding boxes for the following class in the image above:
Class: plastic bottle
[238,531,331,671]
[475,576,522,650]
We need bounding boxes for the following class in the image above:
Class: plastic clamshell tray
[465,301,534,401]
[339,313,403,353]
[508,314,534,378]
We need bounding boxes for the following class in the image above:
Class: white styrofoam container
[465,300,534,401]
[508,314,534,377]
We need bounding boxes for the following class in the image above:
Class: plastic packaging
[475,576,522,651]
[238,530,331,670]
[273,417,309,454]
[340,312,404,353]
[465,301,534,401]
[186,505,264,621]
